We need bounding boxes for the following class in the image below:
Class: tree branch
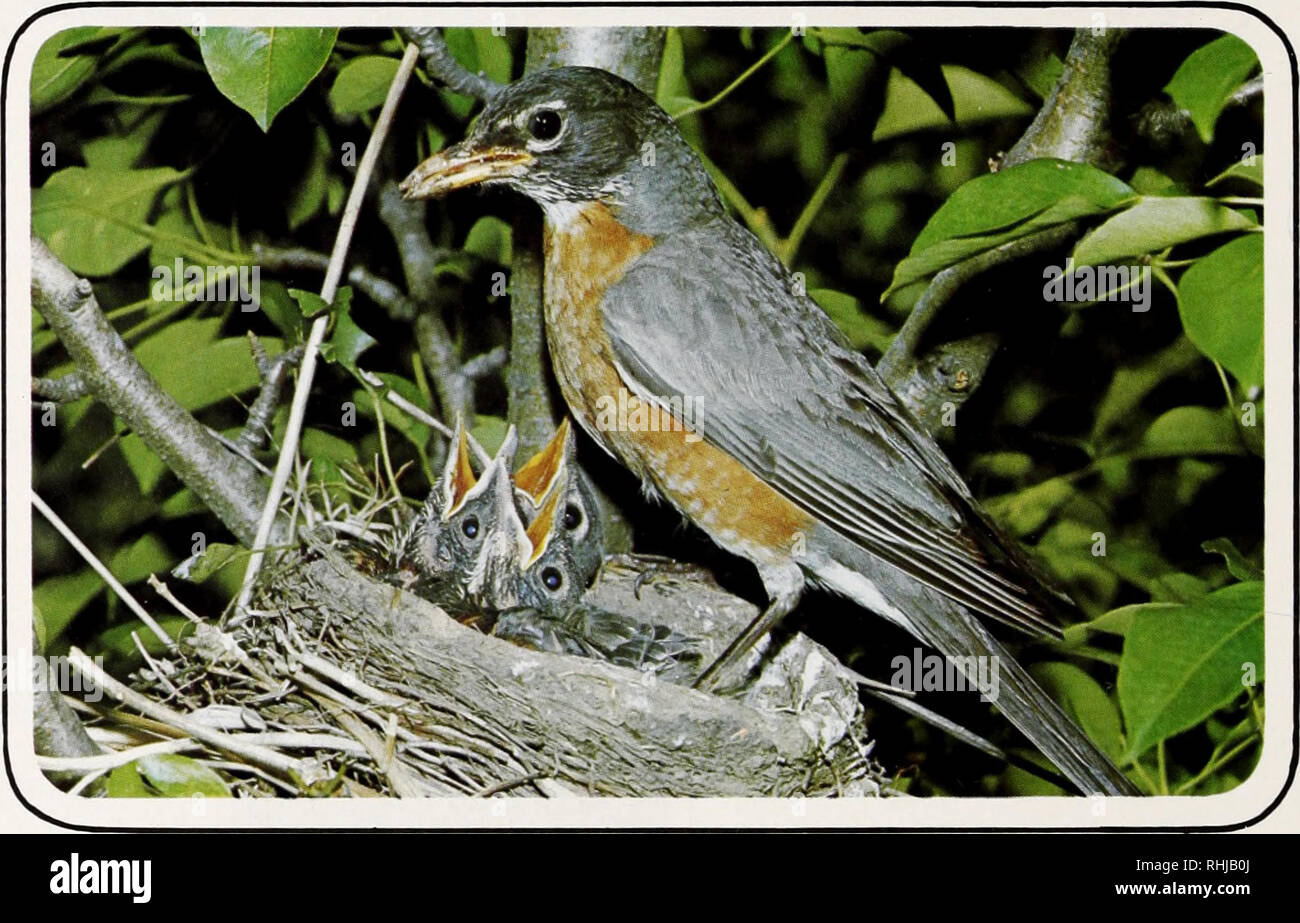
[878,28,1125,430]
[31,237,278,546]
[401,27,503,101]
[374,179,475,426]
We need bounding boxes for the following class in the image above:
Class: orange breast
[542,203,812,564]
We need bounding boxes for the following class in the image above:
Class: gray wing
[601,218,1060,638]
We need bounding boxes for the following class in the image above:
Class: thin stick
[147,573,203,624]
[235,43,422,619]
[357,367,493,467]
[674,32,794,120]
[32,493,176,651]
[38,737,196,773]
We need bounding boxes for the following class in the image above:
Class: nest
[70,476,892,799]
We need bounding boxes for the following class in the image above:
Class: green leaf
[289,288,331,318]
[1034,519,1119,611]
[1031,662,1125,761]
[34,569,103,643]
[1164,34,1259,144]
[1066,602,1181,642]
[257,281,305,339]
[173,542,243,583]
[1207,157,1263,190]
[135,320,277,413]
[199,27,337,131]
[109,533,171,586]
[81,110,166,170]
[91,616,188,662]
[471,415,510,457]
[470,28,513,84]
[1201,538,1263,582]
[810,289,894,352]
[816,29,954,119]
[1073,197,1256,267]
[34,605,49,653]
[1139,406,1244,458]
[328,54,400,116]
[885,159,1134,297]
[118,433,169,495]
[463,216,513,264]
[31,27,124,114]
[106,763,153,797]
[1119,581,1263,760]
[1126,166,1182,197]
[319,289,375,374]
[1017,48,1063,101]
[301,428,359,465]
[438,28,511,119]
[108,755,231,798]
[968,451,1034,480]
[1177,234,1263,390]
[1092,338,1202,442]
[32,165,186,276]
[287,124,331,230]
[872,64,1033,142]
[986,476,1074,538]
[138,754,232,797]
[655,27,694,111]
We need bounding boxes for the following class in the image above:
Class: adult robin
[402,66,1137,796]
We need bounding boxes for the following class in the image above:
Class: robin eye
[528,109,562,142]
[461,516,480,539]
[541,567,564,592]
[563,504,582,531]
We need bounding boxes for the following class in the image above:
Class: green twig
[674,32,794,120]
[780,152,849,265]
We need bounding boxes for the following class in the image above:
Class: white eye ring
[519,102,568,152]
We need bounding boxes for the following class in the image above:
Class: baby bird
[494,455,702,681]
[512,418,605,589]
[400,421,530,617]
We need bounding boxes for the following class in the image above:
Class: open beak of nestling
[399,141,533,199]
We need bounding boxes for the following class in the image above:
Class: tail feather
[813,553,1138,796]
[918,605,1138,796]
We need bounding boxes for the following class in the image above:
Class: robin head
[400,66,721,234]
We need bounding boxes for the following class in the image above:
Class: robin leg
[693,562,803,692]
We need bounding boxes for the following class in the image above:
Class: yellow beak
[399,142,533,199]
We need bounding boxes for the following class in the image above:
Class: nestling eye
[461,516,480,539]
[528,109,562,142]
[541,567,564,592]
[563,503,582,531]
